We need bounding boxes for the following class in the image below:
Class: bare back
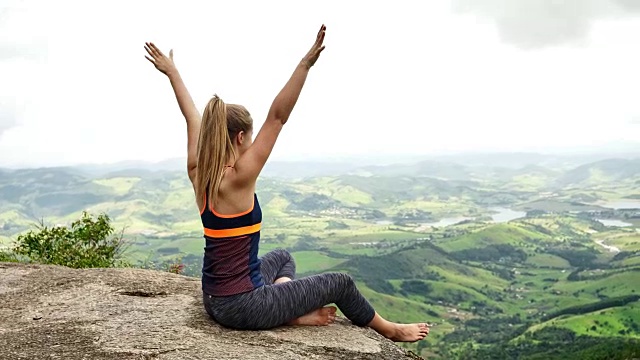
[194,166,256,216]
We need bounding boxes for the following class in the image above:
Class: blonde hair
[195,95,253,209]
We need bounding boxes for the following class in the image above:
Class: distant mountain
[508,164,561,177]
[3,156,638,194]
[555,158,640,187]
[358,160,472,180]
[7,150,638,180]
[0,167,113,217]
[261,161,361,179]
[430,151,640,169]
[432,152,557,169]
[75,158,185,176]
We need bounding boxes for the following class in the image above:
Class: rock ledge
[0,262,422,360]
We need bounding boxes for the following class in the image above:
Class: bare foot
[274,277,292,284]
[385,323,430,342]
[288,306,337,326]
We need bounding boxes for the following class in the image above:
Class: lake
[420,207,526,228]
[422,216,472,228]
[599,199,640,210]
[375,220,394,225]
[597,219,633,227]
[488,207,526,223]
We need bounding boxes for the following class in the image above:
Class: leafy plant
[12,211,130,268]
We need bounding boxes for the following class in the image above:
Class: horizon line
[2,148,640,171]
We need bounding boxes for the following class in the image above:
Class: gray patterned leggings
[203,249,376,330]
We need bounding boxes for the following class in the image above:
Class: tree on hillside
[11,211,130,268]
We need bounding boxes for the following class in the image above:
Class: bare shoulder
[216,167,256,215]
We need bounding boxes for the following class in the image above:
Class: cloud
[0,102,19,137]
[451,0,640,49]
[0,0,48,138]
[0,1,48,61]
[0,42,47,61]
[631,117,640,125]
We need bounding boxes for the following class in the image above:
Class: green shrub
[12,211,129,268]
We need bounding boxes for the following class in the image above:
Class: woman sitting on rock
[143,24,429,342]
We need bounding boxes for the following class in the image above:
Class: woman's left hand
[144,42,177,76]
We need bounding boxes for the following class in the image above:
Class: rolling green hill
[556,158,640,187]
[1,156,640,359]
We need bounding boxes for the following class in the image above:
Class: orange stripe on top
[204,223,261,238]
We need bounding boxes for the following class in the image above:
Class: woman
[144,24,430,342]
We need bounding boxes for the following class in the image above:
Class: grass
[261,196,290,217]
[526,253,572,268]
[325,246,379,256]
[390,278,501,311]
[553,271,639,298]
[161,188,197,210]
[155,236,203,254]
[93,177,140,196]
[620,256,640,267]
[508,174,552,191]
[434,263,510,291]
[332,229,423,243]
[290,251,348,274]
[604,234,640,252]
[353,281,458,355]
[309,178,374,206]
[169,219,202,233]
[355,281,443,323]
[257,242,294,256]
[526,303,640,339]
[515,199,603,212]
[517,215,594,236]
[391,200,473,217]
[436,223,551,252]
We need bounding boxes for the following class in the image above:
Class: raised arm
[233,25,326,187]
[144,43,201,183]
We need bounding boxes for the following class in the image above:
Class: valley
[1,153,639,359]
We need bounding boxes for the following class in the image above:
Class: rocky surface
[0,262,422,359]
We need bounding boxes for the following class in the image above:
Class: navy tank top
[200,185,264,297]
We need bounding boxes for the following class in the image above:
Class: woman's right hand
[301,24,326,69]
[144,42,177,76]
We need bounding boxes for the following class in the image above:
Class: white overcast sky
[1,0,639,167]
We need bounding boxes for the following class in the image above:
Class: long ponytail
[196,95,237,210]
